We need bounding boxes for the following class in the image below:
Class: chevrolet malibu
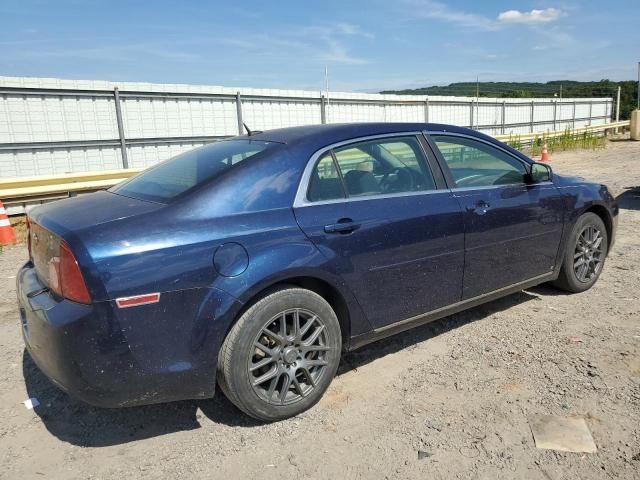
[17,123,617,421]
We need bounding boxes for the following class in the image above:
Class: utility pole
[616,85,621,133]
[475,75,479,129]
[325,65,330,123]
[637,62,640,110]
[559,85,562,131]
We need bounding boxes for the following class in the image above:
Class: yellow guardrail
[0,168,142,202]
[493,120,629,142]
[0,120,630,206]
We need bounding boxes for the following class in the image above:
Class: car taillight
[47,241,91,304]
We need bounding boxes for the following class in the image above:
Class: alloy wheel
[248,308,331,406]
[573,225,604,283]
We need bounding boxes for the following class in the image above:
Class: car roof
[227,122,532,181]
[237,122,479,151]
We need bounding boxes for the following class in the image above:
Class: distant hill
[381,80,638,120]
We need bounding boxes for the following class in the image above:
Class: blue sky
[1,1,638,92]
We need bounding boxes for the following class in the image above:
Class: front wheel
[553,212,608,293]
[217,288,342,421]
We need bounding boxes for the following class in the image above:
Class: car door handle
[324,219,360,234]
[467,200,491,215]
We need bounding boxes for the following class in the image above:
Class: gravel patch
[1,140,639,479]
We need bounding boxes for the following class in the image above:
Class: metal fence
[0,76,613,179]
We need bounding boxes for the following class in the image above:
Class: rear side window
[111,140,276,203]
[308,153,346,202]
[306,135,436,202]
[432,135,527,188]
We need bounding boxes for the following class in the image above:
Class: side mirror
[527,162,552,184]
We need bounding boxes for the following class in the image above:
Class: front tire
[553,212,608,293]
[217,287,342,421]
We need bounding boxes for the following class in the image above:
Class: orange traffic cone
[0,201,17,246]
[540,143,550,162]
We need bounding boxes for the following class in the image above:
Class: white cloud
[406,0,498,30]
[297,23,375,41]
[406,1,563,30]
[497,8,563,24]
[334,23,375,39]
[321,39,370,65]
[215,23,372,66]
[13,42,203,63]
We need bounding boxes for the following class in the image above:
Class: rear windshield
[110,140,276,203]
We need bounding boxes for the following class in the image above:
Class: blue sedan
[17,123,618,421]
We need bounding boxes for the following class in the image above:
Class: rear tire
[217,287,342,422]
[553,212,608,293]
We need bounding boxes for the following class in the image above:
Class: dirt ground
[1,140,639,480]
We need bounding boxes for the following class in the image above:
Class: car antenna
[243,123,263,136]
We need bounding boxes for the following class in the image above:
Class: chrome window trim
[295,188,450,208]
[293,131,440,208]
[449,182,553,193]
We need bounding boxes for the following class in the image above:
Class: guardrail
[493,120,630,143]
[0,169,143,215]
[0,168,142,200]
[0,120,630,215]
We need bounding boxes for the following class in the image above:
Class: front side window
[111,140,276,203]
[306,135,436,202]
[432,135,527,188]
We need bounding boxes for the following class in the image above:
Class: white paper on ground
[23,398,40,409]
[529,414,597,453]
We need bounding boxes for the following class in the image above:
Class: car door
[293,133,465,329]
[428,132,565,299]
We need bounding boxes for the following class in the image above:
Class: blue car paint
[451,183,566,298]
[294,191,466,328]
[18,265,241,406]
[17,122,618,407]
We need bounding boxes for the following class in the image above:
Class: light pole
[616,85,621,133]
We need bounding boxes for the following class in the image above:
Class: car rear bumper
[17,262,241,407]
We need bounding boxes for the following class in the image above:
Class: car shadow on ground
[23,289,540,447]
[22,351,261,447]
[616,187,640,211]
[338,289,540,373]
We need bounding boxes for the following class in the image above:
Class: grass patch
[530,129,607,156]
[505,134,524,151]
[507,129,607,157]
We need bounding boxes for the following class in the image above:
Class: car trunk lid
[27,191,163,290]
[30,190,162,232]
